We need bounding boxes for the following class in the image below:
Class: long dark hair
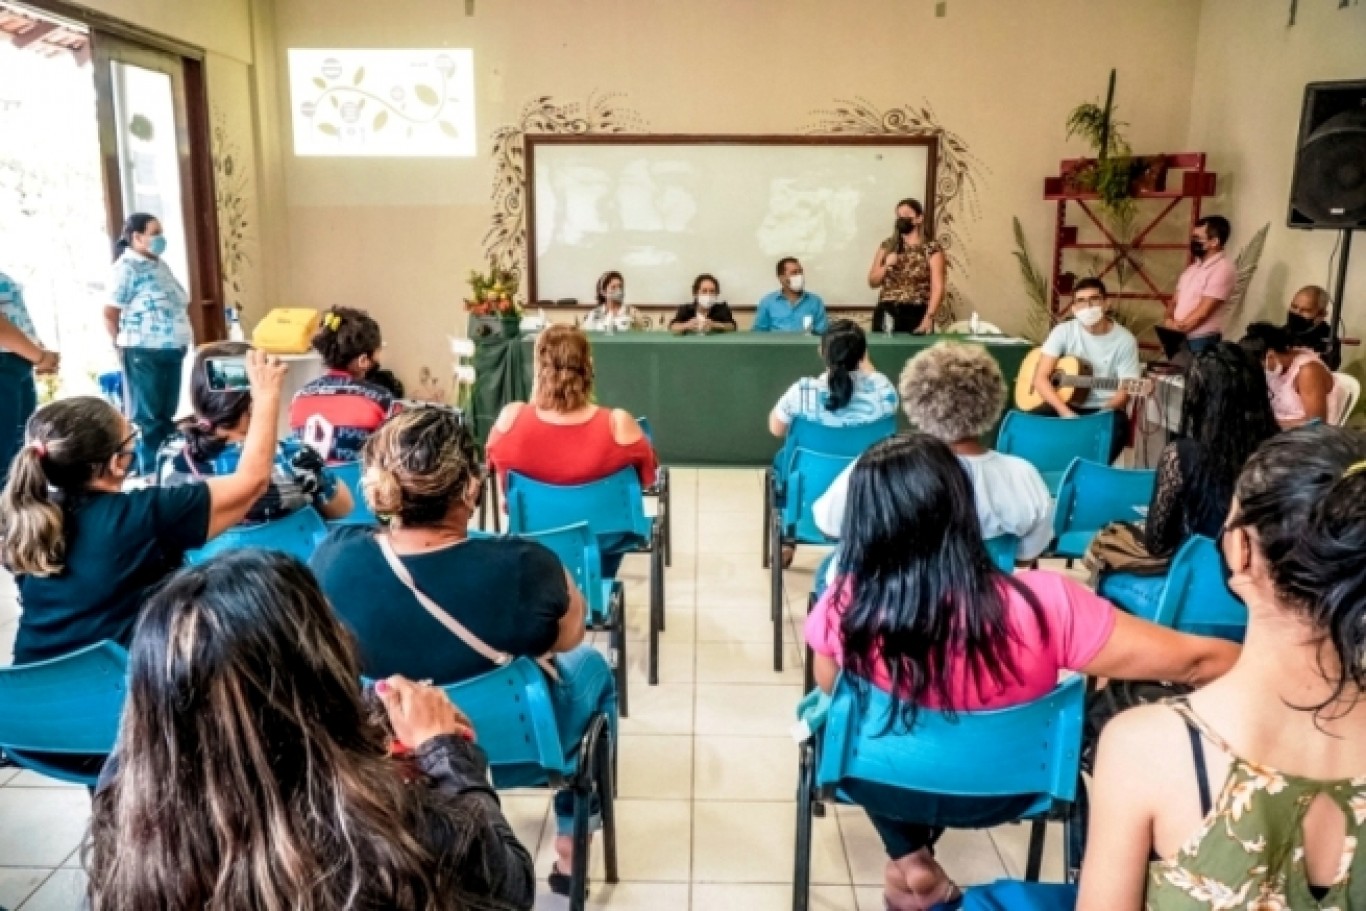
[114,212,158,260]
[836,434,1042,731]
[1178,342,1279,528]
[88,550,483,911]
[820,319,866,412]
[313,306,382,372]
[1229,426,1366,718]
[1,397,126,576]
[179,341,252,463]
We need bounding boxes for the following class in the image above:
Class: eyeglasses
[115,427,141,460]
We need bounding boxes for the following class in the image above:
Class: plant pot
[469,314,522,341]
[1130,155,1169,193]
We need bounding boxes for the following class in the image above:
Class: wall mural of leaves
[482,93,647,296]
[805,98,985,326]
[211,112,254,319]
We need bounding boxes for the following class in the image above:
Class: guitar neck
[1055,375,1129,391]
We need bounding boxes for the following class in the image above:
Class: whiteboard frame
[524,134,940,308]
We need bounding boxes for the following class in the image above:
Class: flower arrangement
[464,265,521,318]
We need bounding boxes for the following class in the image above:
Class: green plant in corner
[1227,223,1270,326]
[1012,217,1054,344]
[1065,69,1138,218]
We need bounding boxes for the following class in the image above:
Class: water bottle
[970,311,981,335]
[882,312,894,336]
[227,308,245,342]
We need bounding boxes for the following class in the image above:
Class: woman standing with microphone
[104,212,193,474]
[868,198,946,335]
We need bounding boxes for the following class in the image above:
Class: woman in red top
[487,325,656,577]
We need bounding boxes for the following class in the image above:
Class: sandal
[547,864,589,899]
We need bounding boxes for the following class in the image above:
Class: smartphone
[204,356,249,391]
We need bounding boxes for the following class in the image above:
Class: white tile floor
[0,468,1062,910]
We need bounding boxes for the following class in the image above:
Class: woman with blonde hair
[311,407,616,898]
[2,350,286,665]
[486,324,656,577]
[89,548,535,910]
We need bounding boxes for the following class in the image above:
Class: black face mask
[895,216,917,235]
[1189,240,1206,258]
[1286,312,1316,334]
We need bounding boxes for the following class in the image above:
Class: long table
[512,333,1032,467]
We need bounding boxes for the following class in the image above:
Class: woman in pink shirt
[1241,321,1344,428]
[805,433,1240,910]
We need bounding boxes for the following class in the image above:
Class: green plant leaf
[313,77,326,89]
[318,123,339,136]
[373,110,388,132]
[414,84,439,106]
[439,121,459,138]
[353,66,365,85]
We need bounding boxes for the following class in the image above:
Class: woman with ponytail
[768,319,897,438]
[1,350,287,664]
[289,305,395,462]
[158,342,353,525]
[1082,426,1366,910]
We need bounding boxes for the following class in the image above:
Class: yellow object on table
[251,308,321,354]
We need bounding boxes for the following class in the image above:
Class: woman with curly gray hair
[814,341,1054,562]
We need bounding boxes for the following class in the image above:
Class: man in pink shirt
[1165,215,1236,354]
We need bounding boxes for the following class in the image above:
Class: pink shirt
[1173,252,1237,339]
[1268,350,1346,424]
[805,570,1116,711]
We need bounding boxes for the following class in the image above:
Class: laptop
[1153,326,1193,372]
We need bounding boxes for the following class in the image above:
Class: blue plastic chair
[986,534,1022,573]
[996,411,1115,496]
[1147,535,1247,642]
[763,417,897,568]
[0,640,128,786]
[327,461,378,526]
[771,448,854,672]
[1050,459,1156,559]
[441,657,618,910]
[506,469,665,686]
[793,673,1086,910]
[635,416,672,568]
[187,507,329,564]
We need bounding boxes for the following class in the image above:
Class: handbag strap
[374,533,559,681]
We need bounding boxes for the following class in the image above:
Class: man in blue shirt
[753,257,829,333]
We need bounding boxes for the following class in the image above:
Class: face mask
[147,234,168,256]
[697,294,715,307]
[895,216,917,235]
[1189,240,1205,258]
[1286,312,1316,334]
[1074,305,1106,328]
[787,274,805,293]
[605,288,623,303]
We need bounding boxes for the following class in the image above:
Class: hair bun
[361,466,403,517]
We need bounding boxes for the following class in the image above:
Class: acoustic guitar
[1014,347,1153,411]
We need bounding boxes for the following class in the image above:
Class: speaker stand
[1329,228,1357,364]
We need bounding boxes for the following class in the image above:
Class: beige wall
[1185,0,1366,412]
[73,0,253,63]
[268,0,1203,387]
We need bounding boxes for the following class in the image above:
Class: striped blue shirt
[109,251,192,349]
[0,271,38,356]
[775,371,898,428]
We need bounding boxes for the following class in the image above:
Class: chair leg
[803,594,816,693]
[1064,778,1089,883]
[662,469,672,568]
[762,468,773,568]
[477,475,488,530]
[489,473,502,534]
[613,585,629,719]
[597,725,620,885]
[570,782,592,911]
[792,741,815,911]
[771,511,784,673]
[1025,818,1047,882]
[649,536,662,686]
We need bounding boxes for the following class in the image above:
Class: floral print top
[1148,701,1366,910]
[878,239,941,304]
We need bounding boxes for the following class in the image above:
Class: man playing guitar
[1030,277,1142,463]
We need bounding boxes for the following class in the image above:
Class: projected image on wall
[288,49,475,157]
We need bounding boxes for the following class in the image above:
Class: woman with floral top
[1081,425,1366,910]
[867,198,945,335]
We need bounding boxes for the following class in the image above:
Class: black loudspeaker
[1288,80,1366,230]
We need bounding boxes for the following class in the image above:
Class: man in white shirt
[814,342,1054,565]
[1031,277,1141,463]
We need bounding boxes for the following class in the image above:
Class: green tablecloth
[492,333,1031,466]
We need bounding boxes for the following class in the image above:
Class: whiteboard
[529,139,934,309]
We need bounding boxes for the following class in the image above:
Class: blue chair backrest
[439,657,572,788]
[778,416,896,481]
[1151,535,1247,642]
[328,461,377,526]
[812,549,839,602]
[519,523,610,626]
[188,507,329,564]
[984,534,1020,573]
[1052,459,1156,545]
[781,448,855,544]
[0,640,128,780]
[506,468,650,542]
[996,411,1115,493]
[817,673,1084,820]
[636,416,654,443]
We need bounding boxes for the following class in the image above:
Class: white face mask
[1074,305,1106,328]
[787,274,805,293]
[697,293,715,307]
[605,288,623,303]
